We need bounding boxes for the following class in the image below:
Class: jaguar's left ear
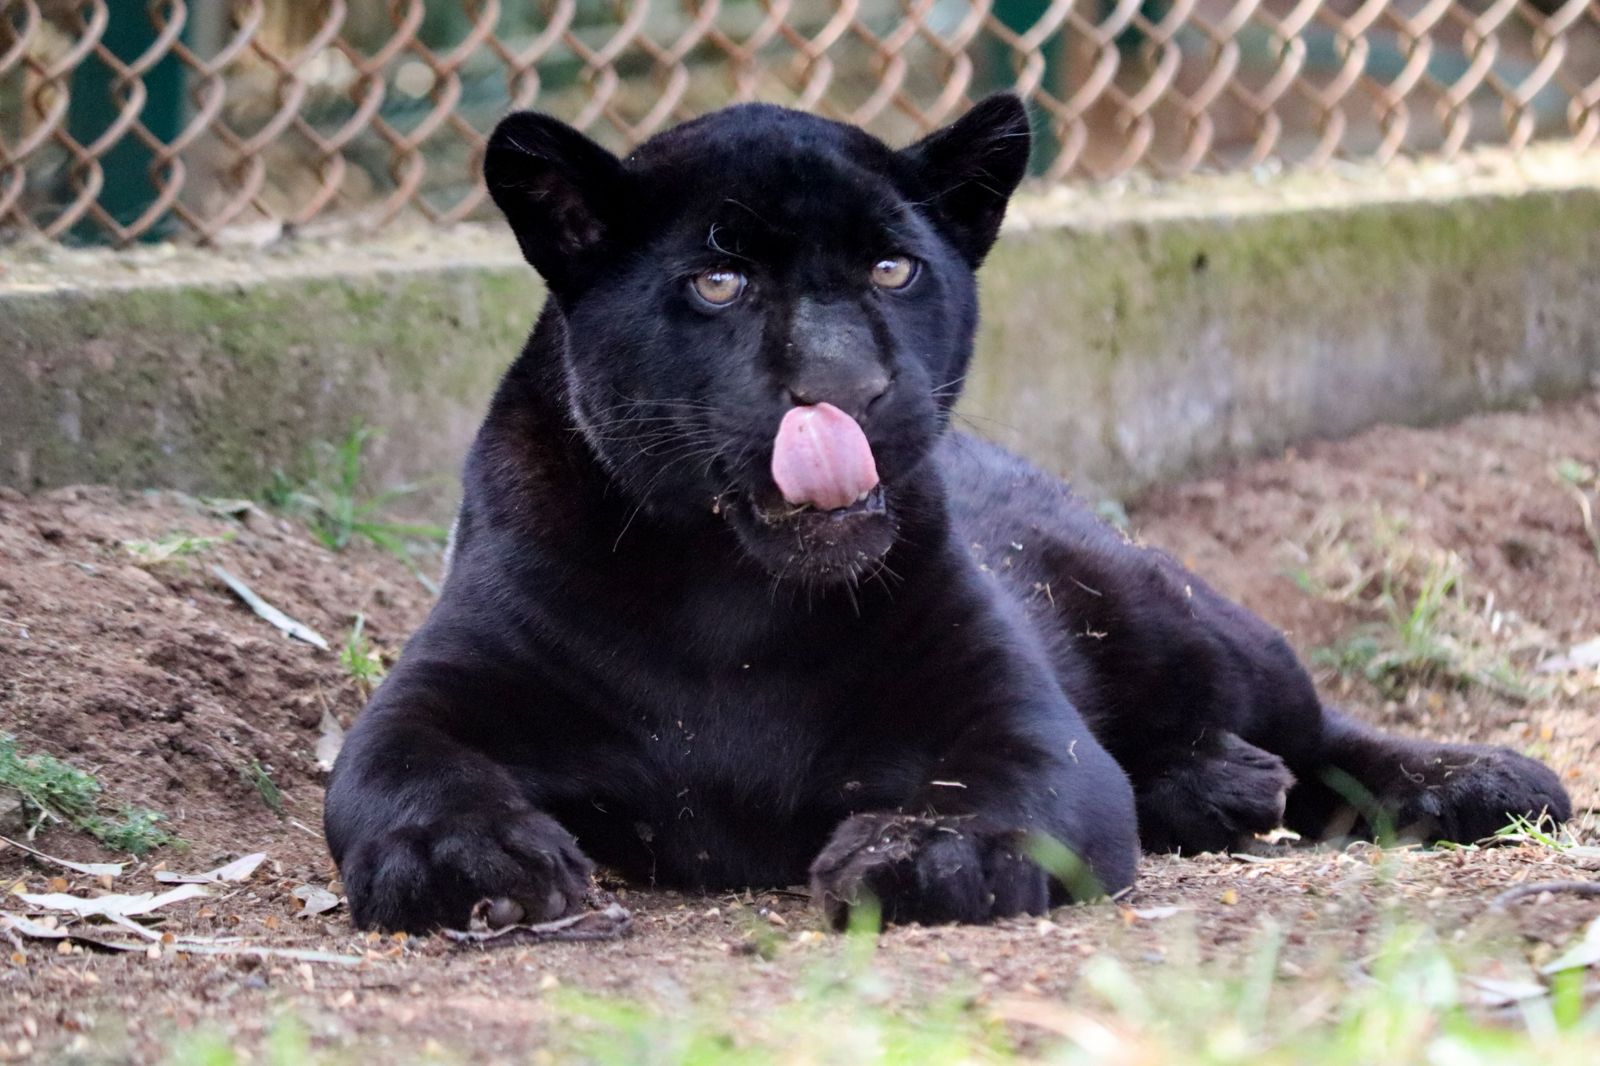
[900,94,1032,268]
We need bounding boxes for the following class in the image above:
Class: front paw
[1393,744,1572,843]
[340,808,594,933]
[809,813,1049,929]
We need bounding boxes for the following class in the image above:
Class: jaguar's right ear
[484,112,627,291]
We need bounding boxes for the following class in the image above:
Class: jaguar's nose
[787,373,891,422]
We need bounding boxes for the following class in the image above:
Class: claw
[484,897,525,928]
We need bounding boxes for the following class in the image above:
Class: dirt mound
[0,486,432,868]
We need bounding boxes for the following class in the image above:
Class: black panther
[324,95,1571,932]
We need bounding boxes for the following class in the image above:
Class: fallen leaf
[988,998,1125,1053]
[0,836,124,879]
[292,884,341,917]
[175,943,365,965]
[1,913,67,940]
[443,901,633,946]
[1538,636,1600,673]
[315,710,345,772]
[200,497,261,519]
[3,914,363,964]
[18,884,209,919]
[3,912,150,954]
[155,853,267,885]
[1468,976,1548,1007]
[102,913,163,942]
[211,565,328,649]
[1541,916,1600,974]
[1253,828,1302,845]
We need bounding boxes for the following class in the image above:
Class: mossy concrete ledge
[968,151,1600,494]
[0,232,535,510]
[3,148,1599,506]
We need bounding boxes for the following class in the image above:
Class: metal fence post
[988,0,1060,172]
[66,0,187,242]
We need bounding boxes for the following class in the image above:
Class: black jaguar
[324,95,1570,932]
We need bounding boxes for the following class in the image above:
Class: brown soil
[0,486,430,864]
[3,395,1599,1063]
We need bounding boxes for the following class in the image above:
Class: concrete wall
[0,234,532,512]
[3,147,1598,509]
[967,179,1600,491]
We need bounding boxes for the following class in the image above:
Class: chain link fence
[3,0,1598,245]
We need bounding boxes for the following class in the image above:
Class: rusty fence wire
[2,0,1598,246]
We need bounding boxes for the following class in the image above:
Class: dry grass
[1284,508,1552,703]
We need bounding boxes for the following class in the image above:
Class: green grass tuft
[338,613,386,692]
[264,425,447,556]
[1490,812,1596,855]
[84,806,181,855]
[242,759,285,818]
[1554,457,1600,565]
[1094,498,1132,532]
[122,531,234,568]
[0,732,177,854]
[1291,508,1544,702]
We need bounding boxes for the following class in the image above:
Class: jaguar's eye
[870,256,917,290]
[691,269,746,307]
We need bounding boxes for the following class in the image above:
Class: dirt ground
[3,393,1599,1063]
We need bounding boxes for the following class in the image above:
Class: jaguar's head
[485,96,1031,584]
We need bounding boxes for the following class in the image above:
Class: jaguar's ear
[900,94,1032,268]
[484,112,627,290]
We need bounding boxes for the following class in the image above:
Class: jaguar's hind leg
[1282,705,1572,844]
[938,432,1572,852]
[1034,533,1572,849]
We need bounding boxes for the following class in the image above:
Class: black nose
[788,373,891,421]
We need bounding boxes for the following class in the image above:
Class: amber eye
[691,269,746,306]
[870,256,916,290]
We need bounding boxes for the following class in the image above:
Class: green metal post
[987,0,1060,173]
[67,0,187,242]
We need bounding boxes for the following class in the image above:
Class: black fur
[325,96,1571,933]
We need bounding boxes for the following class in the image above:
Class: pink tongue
[771,403,879,511]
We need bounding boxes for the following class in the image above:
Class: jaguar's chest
[557,681,921,889]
